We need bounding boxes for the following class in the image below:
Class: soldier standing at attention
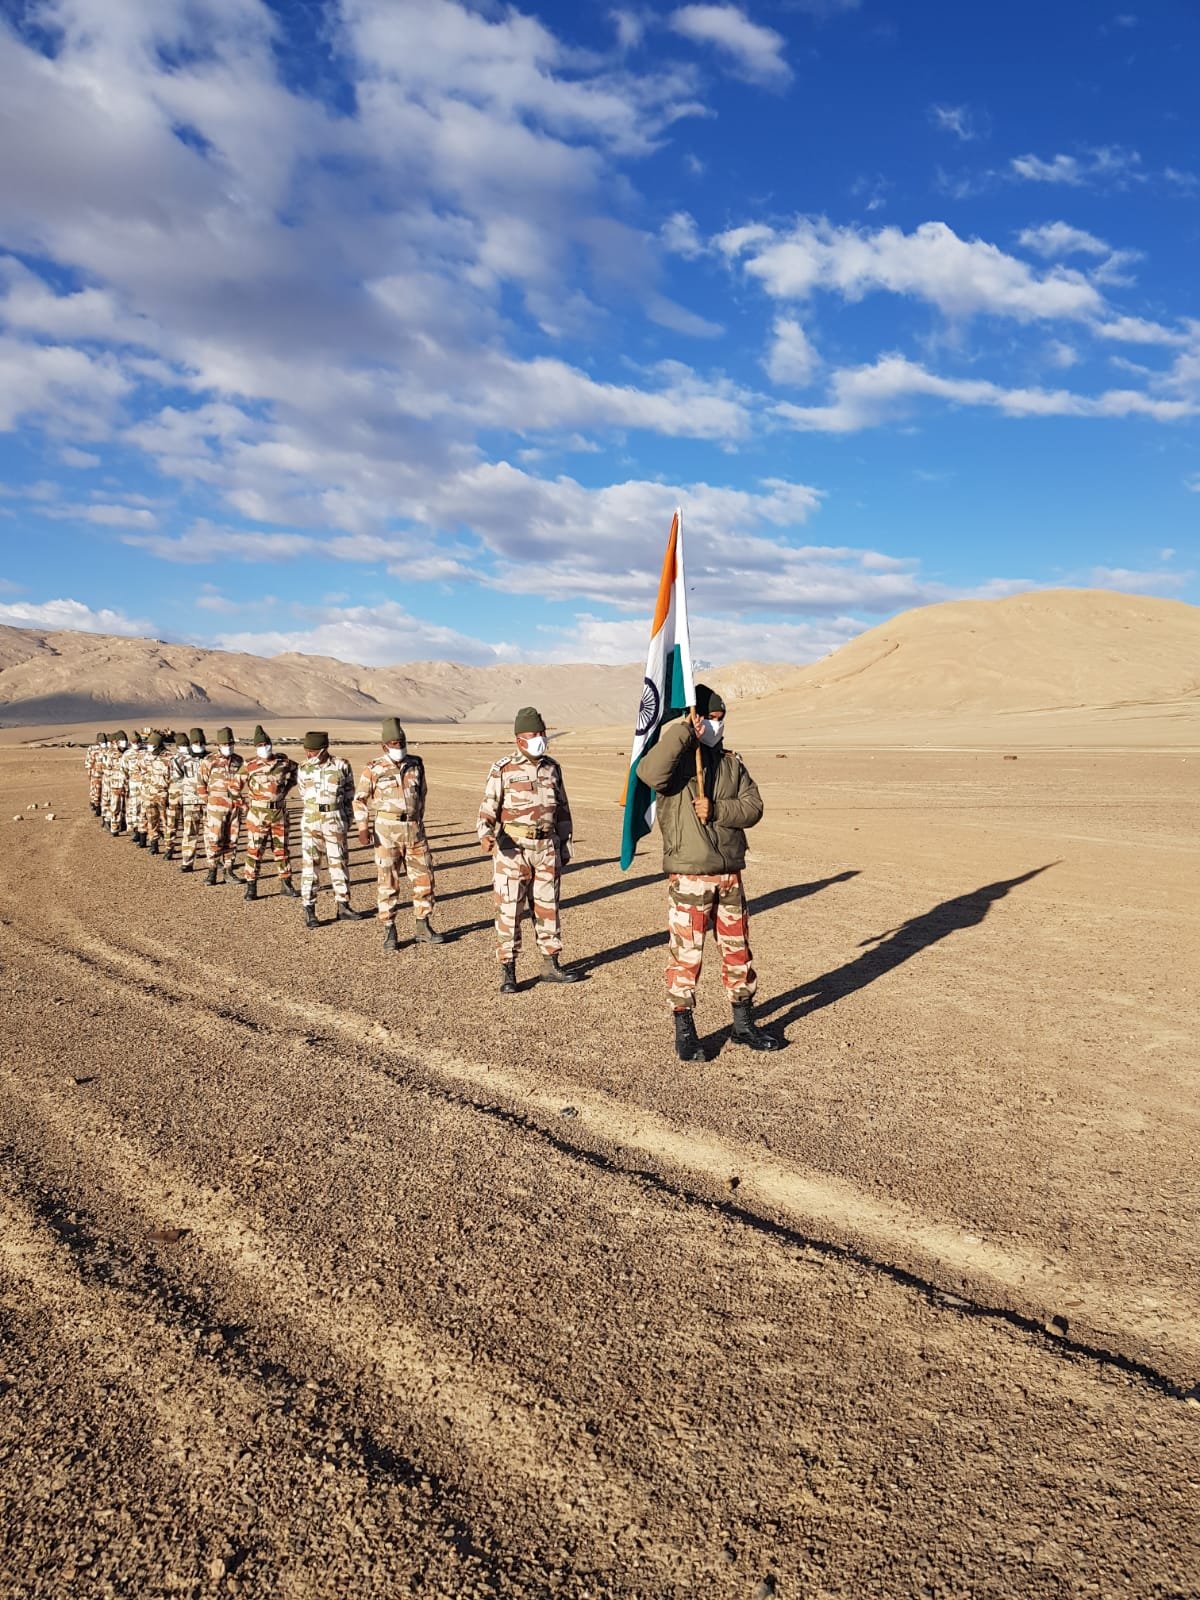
[122,730,147,845]
[105,731,130,834]
[174,728,208,872]
[296,731,363,929]
[354,717,445,950]
[238,724,299,902]
[140,733,173,855]
[86,733,107,816]
[477,707,580,994]
[163,732,186,860]
[197,725,244,886]
[635,685,782,1063]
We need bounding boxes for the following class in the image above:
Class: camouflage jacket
[104,745,128,791]
[238,753,297,813]
[296,754,354,829]
[85,743,104,777]
[353,754,427,830]
[117,745,141,795]
[172,749,206,806]
[477,751,572,848]
[196,752,244,813]
[141,751,173,804]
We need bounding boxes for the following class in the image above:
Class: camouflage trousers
[243,804,293,883]
[176,802,204,865]
[492,837,562,962]
[665,872,756,1011]
[372,815,434,922]
[126,784,143,833]
[108,787,126,834]
[141,794,168,845]
[301,816,350,906]
[204,804,241,868]
[163,797,183,856]
[89,769,103,809]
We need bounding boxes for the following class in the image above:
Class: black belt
[317,805,343,813]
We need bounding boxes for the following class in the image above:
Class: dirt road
[1,739,1197,1598]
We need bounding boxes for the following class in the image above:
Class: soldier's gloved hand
[357,827,371,849]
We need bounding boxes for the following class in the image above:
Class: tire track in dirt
[19,902,1200,1392]
[0,922,688,1586]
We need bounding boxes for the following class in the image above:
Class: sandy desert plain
[0,591,1197,1599]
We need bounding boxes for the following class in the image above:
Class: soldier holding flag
[623,510,782,1062]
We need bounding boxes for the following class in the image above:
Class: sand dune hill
[770,590,1200,712]
[0,624,793,729]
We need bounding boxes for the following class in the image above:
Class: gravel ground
[1,740,1197,1599]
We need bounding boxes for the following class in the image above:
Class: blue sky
[0,0,1197,665]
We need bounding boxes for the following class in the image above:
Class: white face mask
[117,740,128,751]
[385,746,406,763]
[191,743,204,755]
[256,744,272,758]
[219,744,233,758]
[523,734,547,759]
[698,719,724,748]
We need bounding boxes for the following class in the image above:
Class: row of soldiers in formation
[84,693,783,1059]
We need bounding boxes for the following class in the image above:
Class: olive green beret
[381,716,406,745]
[252,724,269,745]
[303,730,328,752]
[114,729,128,743]
[95,731,105,743]
[215,726,234,745]
[188,727,205,745]
[148,733,165,752]
[514,706,545,736]
[694,684,726,717]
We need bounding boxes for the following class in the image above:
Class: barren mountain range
[1,589,1197,737]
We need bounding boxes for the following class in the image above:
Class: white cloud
[775,354,1197,433]
[124,519,318,563]
[43,502,159,529]
[1185,477,1200,493]
[1046,340,1080,369]
[1093,316,1188,347]
[611,9,645,49]
[668,5,792,87]
[661,210,705,259]
[0,336,131,437]
[1089,566,1192,595]
[1010,146,1145,189]
[58,446,101,469]
[0,596,154,636]
[215,600,517,667]
[764,317,820,386]
[717,218,1104,322]
[928,104,979,142]
[1018,222,1111,258]
[534,611,864,664]
[1160,547,1176,559]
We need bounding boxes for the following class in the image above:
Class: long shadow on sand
[580,869,861,977]
[755,862,1057,1036]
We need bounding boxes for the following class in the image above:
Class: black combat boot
[179,861,194,873]
[204,866,219,887]
[335,900,364,921]
[383,921,399,951]
[148,838,159,855]
[134,830,147,847]
[541,954,582,983]
[227,865,244,883]
[499,961,517,994]
[278,877,298,898]
[303,904,318,930]
[673,1009,706,1063]
[414,917,446,945]
[730,1000,783,1052]
[244,879,258,902]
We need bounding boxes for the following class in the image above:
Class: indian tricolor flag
[620,508,695,870]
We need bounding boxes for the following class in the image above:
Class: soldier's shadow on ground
[750,863,1058,1043]
[435,858,631,935]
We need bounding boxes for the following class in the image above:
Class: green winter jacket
[635,717,764,875]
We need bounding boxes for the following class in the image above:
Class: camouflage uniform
[665,874,756,1008]
[197,746,245,872]
[238,752,298,885]
[354,751,434,923]
[477,747,573,963]
[103,737,129,832]
[139,746,173,848]
[172,743,207,866]
[120,740,144,835]
[163,738,186,856]
[296,750,356,908]
[86,738,107,811]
